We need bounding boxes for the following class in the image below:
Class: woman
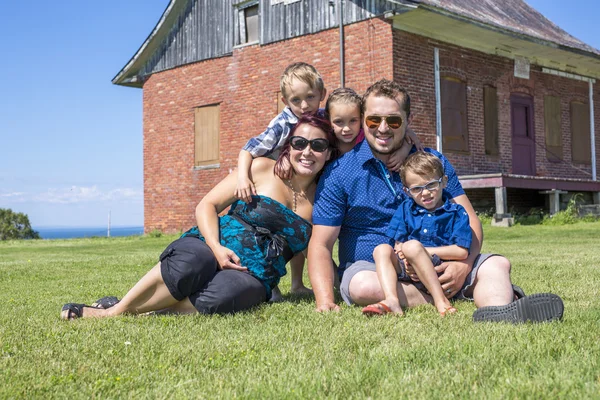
[61,115,338,319]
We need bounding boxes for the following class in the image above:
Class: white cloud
[0,192,26,198]
[0,186,143,205]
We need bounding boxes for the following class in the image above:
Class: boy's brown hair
[325,87,362,117]
[280,62,325,99]
[399,151,444,185]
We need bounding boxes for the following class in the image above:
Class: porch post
[492,187,514,227]
[589,80,596,180]
[549,191,560,215]
[434,47,442,153]
[338,0,345,88]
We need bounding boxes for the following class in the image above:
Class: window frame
[483,85,499,156]
[570,100,591,165]
[440,76,470,153]
[543,95,563,162]
[234,1,259,47]
[194,104,221,170]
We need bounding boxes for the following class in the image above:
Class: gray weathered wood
[136,0,403,79]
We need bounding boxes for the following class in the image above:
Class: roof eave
[112,0,184,87]
[421,4,600,61]
[392,5,600,79]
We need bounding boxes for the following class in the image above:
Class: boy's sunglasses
[365,115,403,129]
[405,177,443,196]
[290,136,330,153]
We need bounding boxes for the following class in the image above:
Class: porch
[459,173,600,226]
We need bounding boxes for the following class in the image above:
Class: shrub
[0,208,40,240]
[476,209,493,225]
[148,229,163,238]
[541,195,579,226]
[514,207,544,226]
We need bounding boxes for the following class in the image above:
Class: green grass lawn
[1,222,599,399]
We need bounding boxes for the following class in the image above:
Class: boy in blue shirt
[364,151,472,317]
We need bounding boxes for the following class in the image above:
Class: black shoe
[91,296,120,309]
[473,293,564,324]
[61,303,89,320]
[512,284,526,300]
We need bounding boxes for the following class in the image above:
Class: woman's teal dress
[182,195,312,299]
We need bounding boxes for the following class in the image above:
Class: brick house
[113,0,600,232]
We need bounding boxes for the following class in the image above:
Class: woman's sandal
[61,303,89,320]
[440,306,458,317]
[91,296,120,309]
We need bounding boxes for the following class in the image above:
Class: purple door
[510,94,536,175]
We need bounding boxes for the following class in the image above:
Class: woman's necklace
[287,179,299,212]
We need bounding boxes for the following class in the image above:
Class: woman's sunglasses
[290,136,330,153]
[365,115,403,129]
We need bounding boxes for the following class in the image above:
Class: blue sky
[0,1,599,228]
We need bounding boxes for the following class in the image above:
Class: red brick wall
[142,18,395,233]
[392,30,600,178]
[142,19,600,233]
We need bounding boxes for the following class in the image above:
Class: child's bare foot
[290,285,313,296]
[269,287,284,303]
[362,300,403,316]
[438,304,458,317]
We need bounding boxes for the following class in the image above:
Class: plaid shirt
[242,107,326,160]
[242,107,298,160]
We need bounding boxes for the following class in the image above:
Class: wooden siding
[137,0,406,78]
[140,0,234,77]
[261,0,399,43]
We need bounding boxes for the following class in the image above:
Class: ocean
[35,226,144,240]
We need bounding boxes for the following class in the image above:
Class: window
[194,105,220,168]
[570,101,591,164]
[483,86,499,155]
[441,76,469,152]
[544,95,562,161]
[236,2,259,45]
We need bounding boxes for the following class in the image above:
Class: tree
[0,208,40,240]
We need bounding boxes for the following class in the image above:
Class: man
[307,79,563,323]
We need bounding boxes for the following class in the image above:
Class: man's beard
[369,145,395,155]
[367,136,402,155]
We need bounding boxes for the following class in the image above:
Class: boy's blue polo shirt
[313,140,465,273]
[385,192,472,251]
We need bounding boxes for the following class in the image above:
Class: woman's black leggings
[159,237,267,314]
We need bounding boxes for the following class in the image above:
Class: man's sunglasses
[365,115,403,129]
[290,136,330,153]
